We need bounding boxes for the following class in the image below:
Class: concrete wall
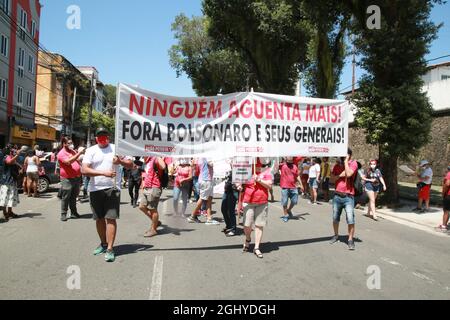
[349,114,450,184]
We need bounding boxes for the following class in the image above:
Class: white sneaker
[205,219,220,225]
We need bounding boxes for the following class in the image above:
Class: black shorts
[444,195,450,211]
[90,188,120,220]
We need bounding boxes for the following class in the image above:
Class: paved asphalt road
[0,187,449,300]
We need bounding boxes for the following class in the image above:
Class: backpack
[353,168,364,197]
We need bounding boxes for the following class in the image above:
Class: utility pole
[87,73,94,147]
[70,86,77,137]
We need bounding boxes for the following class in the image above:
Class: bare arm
[380,176,387,191]
[61,151,84,166]
[343,157,355,178]
[443,178,450,197]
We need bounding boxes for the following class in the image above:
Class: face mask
[370,164,376,170]
[96,136,109,145]
[68,144,75,150]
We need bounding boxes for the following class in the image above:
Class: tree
[203,0,312,95]
[349,0,441,204]
[80,104,115,138]
[169,14,253,96]
[103,84,117,107]
[301,0,350,98]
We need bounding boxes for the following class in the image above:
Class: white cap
[419,160,429,166]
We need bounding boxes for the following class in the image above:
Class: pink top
[445,172,450,196]
[243,168,273,204]
[279,162,299,189]
[57,148,81,179]
[333,161,358,195]
[175,165,191,188]
[143,157,162,188]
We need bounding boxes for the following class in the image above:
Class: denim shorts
[309,178,319,189]
[365,183,380,193]
[281,188,298,207]
[332,194,355,225]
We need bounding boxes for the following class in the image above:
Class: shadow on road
[157,225,195,236]
[148,235,357,252]
[14,213,42,219]
[115,243,153,257]
[289,213,310,221]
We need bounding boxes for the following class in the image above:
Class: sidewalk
[363,201,448,237]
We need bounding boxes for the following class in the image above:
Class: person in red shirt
[439,165,450,231]
[57,136,85,222]
[330,148,358,250]
[279,156,302,222]
[240,157,273,259]
[139,157,166,237]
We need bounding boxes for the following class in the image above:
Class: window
[0,0,9,15]
[18,48,24,78]
[0,34,8,57]
[442,75,450,81]
[31,20,36,38]
[26,91,32,107]
[0,78,7,99]
[17,86,23,105]
[28,54,34,73]
[20,8,27,30]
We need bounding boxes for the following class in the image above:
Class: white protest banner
[232,157,253,184]
[116,83,349,158]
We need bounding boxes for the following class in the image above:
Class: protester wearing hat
[81,127,132,262]
[172,158,192,217]
[127,157,144,208]
[438,165,450,231]
[414,160,433,213]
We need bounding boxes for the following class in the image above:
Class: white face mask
[370,164,376,170]
[68,144,75,150]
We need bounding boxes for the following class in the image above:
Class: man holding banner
[82,128,133,263]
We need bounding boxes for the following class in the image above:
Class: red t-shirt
[243,168,273,204]
[143,157,162,188]
[57,148,81,179]
[175,165,191,188]
[279,162,299,189]
[293,156,303,167]
[333,160,358,195]
[445,171,450,196]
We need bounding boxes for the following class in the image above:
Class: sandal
[144,230,157,238]
[242,238,251,252]
[253,248,263,259]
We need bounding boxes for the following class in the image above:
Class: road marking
[380,257,402,266]
[149,256,163,300]
[412,272,435,284]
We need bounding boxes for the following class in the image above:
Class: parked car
[16,153,60,194]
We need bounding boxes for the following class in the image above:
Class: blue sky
[40,0,450,98]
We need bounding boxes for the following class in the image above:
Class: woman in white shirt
[24,150,41,197]
[307,158,321,205]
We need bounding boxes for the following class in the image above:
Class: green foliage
[80,104,115,137]
[203,0,312,94]
[351,0,440,160]
[302,0,350,98]
[103,84,117,107]
[169,14,252,96]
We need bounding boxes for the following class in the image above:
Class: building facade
[0,0,41,147]
[36,50,90,149]
[76,66,105,113]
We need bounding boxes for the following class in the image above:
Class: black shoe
[71,212,81,219]
[61,214,67,222]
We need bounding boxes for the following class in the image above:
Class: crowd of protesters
[0,135,449,262]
